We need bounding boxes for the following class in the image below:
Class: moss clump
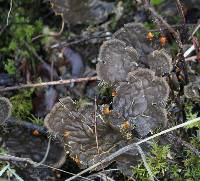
[132,143,171,180]
[10,89,34,120]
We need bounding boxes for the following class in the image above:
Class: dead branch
[0,154,92,180]
[50,24,195,49]
[175,0,186,23]
[51,34,111,49]
[0,154,35,165]
[189,21,200,40]
[0,76,97,92]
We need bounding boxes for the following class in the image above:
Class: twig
[0,76,98,92]
[175,0,186,23]
[149,24,195,32]
[6,0,13,26]
[0,154,92,181]
[48,24,195,48]
[185,56,197,62]
[51,33,111,49]
[184,45,195,58]
[0,154,35,165]
[66,117,200,181]
[189,21,200,40]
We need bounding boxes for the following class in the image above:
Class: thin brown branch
[175,0,186,23]
[185,55,197,62]
[0,154,35,165]
[150,24,195,32]
[0,76,97,92]
[49,24,195,49]
[189,21,200,40]
[0,153,92,180]
[51,34,111,49]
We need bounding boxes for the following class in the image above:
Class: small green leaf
[8,40,17,51]
[151,0,165,6]
[4,59,16,75]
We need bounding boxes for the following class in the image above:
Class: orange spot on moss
[159,36,167,46]
[32,130,40,136]
[73,155,81,166]
[112,90,118,97]
[146,32,154,41]
[102,105,112,115]
[121,121,130,129]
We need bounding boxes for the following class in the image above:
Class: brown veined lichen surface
[44,23,171,176]
[44,97,142,172]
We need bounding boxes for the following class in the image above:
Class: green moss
[132,137,200,180]
[144,21,156,30]
[169,41,179,57]
[0,4,44,75]
[4,59,16,75]
[28,114,43,126]
[132,143,171,180]
[150,0,165,6]
[10,89,34,120]
[183,137,200,180]
[110,16,118,31]
[185,102,199,129]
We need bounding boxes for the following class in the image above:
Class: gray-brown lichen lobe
[0,97,12,123]
[50,0,114,24]
[111,68,169,137]
[184,81,200,101]
[147,49,173,76]
[184,58,200,101]
[97,39,139,83]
